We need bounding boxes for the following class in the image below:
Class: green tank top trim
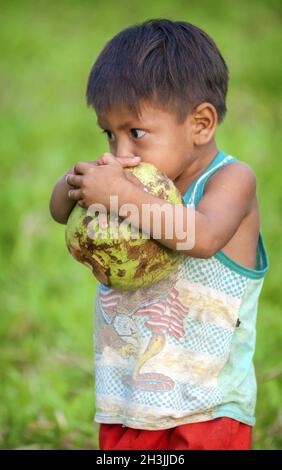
[214,231,269,279]
[183,150,269,280]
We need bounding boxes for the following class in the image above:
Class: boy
[49,19,269,450]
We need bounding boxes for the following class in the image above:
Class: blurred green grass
[0,0,281,450]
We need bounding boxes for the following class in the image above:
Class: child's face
[96,100,195,182]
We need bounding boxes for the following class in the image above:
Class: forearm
[117,181,213,258]
[49,166,77,224]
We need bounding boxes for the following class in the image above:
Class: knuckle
[74,161,82,172]
[87,166,96,174]
[102,152,115,162]
[117,158,128,167]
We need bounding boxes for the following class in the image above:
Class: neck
[174,140,219,196]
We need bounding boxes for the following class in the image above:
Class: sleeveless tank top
[93,150,269,430]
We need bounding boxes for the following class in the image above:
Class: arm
[49,165,77,224]
[66,157,256,259]
[49,155,141,225]
[117,162,256,258]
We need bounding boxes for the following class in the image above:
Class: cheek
[140,137,186,178]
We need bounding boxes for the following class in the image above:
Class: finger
[95,153,114,165]
[84,160,100,167]
[93,153,114,166]
[65,174,83,187]
[116,156,141,167]
[74,161,97,175]
[124,170,146,189]
[100,153,120,166]
[67,188,84,200]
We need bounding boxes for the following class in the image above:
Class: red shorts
[99,418,252,450]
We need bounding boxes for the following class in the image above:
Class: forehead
[97,101,180,128]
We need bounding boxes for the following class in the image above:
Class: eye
[101,129,146,141]
[131,129,146,139]
[102,130,115,141]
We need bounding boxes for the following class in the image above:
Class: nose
[115,140,136,159]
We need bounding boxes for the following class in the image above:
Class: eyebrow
[97,119,142,130]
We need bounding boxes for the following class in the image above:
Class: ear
[191,102,218,146]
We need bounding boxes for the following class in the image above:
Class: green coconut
[65,162,184,291]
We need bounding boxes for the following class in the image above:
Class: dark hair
[86,18,229,125]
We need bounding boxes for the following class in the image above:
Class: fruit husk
[65,162,184,291]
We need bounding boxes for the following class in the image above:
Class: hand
[65,153,141,210]
[95,153,141,169]
[94,153,146,189]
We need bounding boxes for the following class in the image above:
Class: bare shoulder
[204,161,257,213]
[206,160,257,189]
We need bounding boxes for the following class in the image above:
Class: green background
[0,0,281,450]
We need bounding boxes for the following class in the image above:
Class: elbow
[189,230,218,259]
[200,243,217,259]
[51,214,68,225]
[177,213,219,259]
[49,202,56,222]
[50,213,68,225]
[199,232,219,259]
[182,240,216,259]
[49,200,58,223]
[49,202,68,225]
[196,215,219,259]
[190,243,216,259]
[49,195,57,221]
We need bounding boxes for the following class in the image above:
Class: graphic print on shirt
[95,269,190,392]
